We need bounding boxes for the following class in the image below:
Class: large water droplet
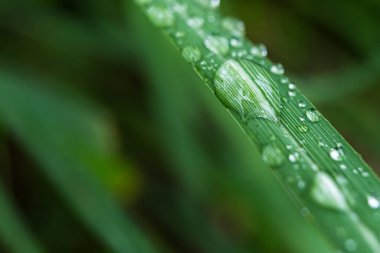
[182,46,202,63]
[306,108,320,123]
[262,145,285,167]
[311,172,348,211]
[214,59,281,122]
[146,5,174,28]
[222,17,245,37]
[367,196,380,209]
[204,35,229,55]
[196,0,220,9]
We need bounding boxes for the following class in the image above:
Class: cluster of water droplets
[137,1,380,250]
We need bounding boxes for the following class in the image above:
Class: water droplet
[297,180,306,190]
[306,108,320,123]
[262,145,285,167]
[281,77,289,84]
[230,37,243,47]
[270,63,284,75]
[214,59,281,122]
[182,46,202,63]
[196,0,220,9]
[186,17,204,28]
[288,153,299,163]
[344,239,357,252]
[367,196,380,209]
[174,31,185,38]
[204,35,229,55]
[298,125,309,133]
[330,147,344,161]
[298,101,306,108]
[340,164,347,170]
[288,91,296,97]
[250,44,267,57]
[172,3,187,13]
[311,172,348,211]
[146,5,174,28]
[288,83,296,90]
[222,17,245,37]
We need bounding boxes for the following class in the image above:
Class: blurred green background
[0,0,379,252]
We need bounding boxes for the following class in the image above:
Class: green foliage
[0,0,379,253]
[135,0,380,252]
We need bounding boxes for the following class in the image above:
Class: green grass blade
[0,181,45,253]
[130,7,333,253]
[0,71,158,253]
[135,0,380,252]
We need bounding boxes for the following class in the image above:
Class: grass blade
[0,71,157,253]
[135,0,380,252]
[0,181,45,253]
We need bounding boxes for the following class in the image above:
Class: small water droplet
[281,77,289,84]
[174,31,185,38]
[367,196,380,209]
[146,5,174,28]
[298,101,306,108]
[172,3,187,13]
[262,145,285,167]
[340,164,347,170]
[222,17,245,37]
[288,91,296,97]
[182,46,202,63]
[204,35,229,55]
[196,0,220,8]
[344,239,357,252]
[230,37,243,47]
[250,44,267,57]
[270,63,284,75]
[297,180,306,190]
[186,17,204,28]
[311,172,348,211]
[306,108,320,123]
[330,147,344,161]
[288,83,296,90]
[288,153,299,163]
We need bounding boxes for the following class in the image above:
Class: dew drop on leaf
[222,17,245,37]
[367,196,380,209]
[182,46,202,63]
[270,63,285,75]
[306,108,320,123]
[250,44,267,57]
[146,5,174,28]
[330,147,344,161]
[214,59,281,122]
[204,35,229,55]
[344,239,357,252]
[262,144,285,167]
[186,17,204,28]
[311,172,348,211]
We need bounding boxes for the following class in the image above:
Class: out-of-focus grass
[0,0,379,252]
